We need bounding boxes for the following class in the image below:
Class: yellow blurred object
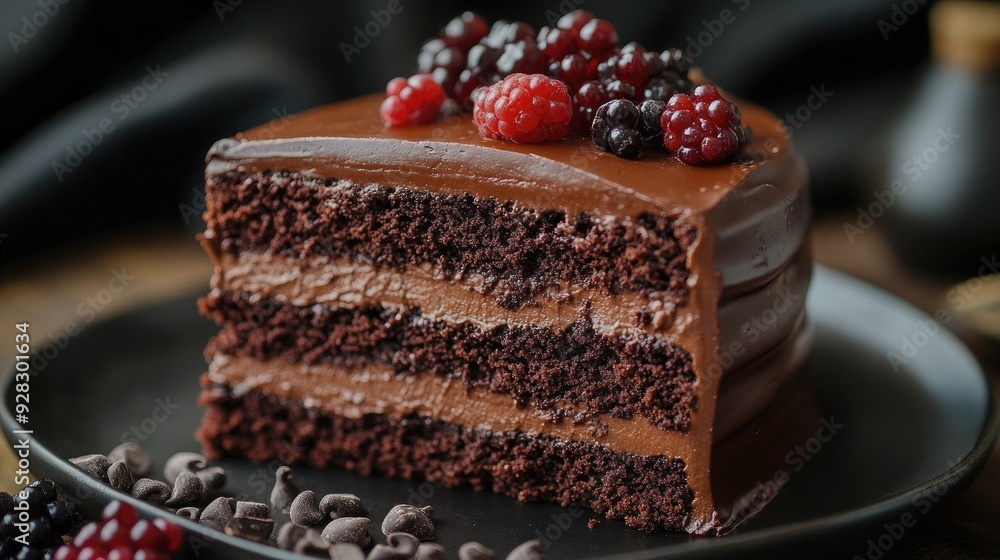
[932,1,1000,71]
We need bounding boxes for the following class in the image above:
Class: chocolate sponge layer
[197,383,694,532]
[202,291,697,432]
[205,171,695,310]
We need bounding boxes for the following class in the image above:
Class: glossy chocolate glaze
[202,93,813,535]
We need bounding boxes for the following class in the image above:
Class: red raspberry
[660,84,749,165]
[380,74,446,127]
[473,73,572,143]
[556,10,595,36]
[578,19,618,56]
[57,500,185,560]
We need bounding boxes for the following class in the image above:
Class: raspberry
[380,74,446,127]
[473,73,572,143]
[660,84,749,165]
[56,501,183,560]
[442,11,489,50]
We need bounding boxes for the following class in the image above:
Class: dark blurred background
[0,0,996,277]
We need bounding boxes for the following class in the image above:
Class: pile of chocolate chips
[70,445,543,559]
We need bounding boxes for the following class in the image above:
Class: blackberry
[0,480,81,560]
[638,99,666,140]
[591,99,644,159]
[604,79,637,101]
[609,127,642,159]
[643,78,676,102]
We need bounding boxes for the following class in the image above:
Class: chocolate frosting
[202,93,813,535]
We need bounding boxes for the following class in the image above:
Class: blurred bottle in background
[883,0,1000,281]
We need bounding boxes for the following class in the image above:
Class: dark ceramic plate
[3,267,997,559]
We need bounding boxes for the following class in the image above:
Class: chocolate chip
[459,542,495,560]
[226,515,274,543]
[381,504,435,541]
[320,493,366,520]
[107,442,151,477]
[131,478,171,505]
[165,471,204,508]
[195,466,227,492]
[270,465,299,514]
[416,543,448,560]
[277,522,330,557]
[294,529,332,557]
[200,496,236,531]
[69,454,110,482]
[291,491,326,527]
[329,543,366,560]
[163,452,209,485]
[235,501,270,519]
[321,517,371,547]
[107,461,133,493]
[504,540,544,560]
[369,533,420,560]
[175,507,201,521]
[277,522,314,550]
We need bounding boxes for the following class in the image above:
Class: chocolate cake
[194,10,814,536]
[195,90,815,535]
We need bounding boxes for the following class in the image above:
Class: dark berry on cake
[578,18,618,57]
[380,75,447,127]
[496,40,549,78]
[638,99,667,141]
[615,51,649,87]
[591,99,644,159]
[473,73,572,143]
[556,9,595,35]
[442,11,489,50]
[660,84,749,165]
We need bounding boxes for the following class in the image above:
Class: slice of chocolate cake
[195,89,815,535]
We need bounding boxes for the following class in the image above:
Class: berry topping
[638,99,666,140]
[591,99,644,159]
[442,11,489,50]
[556,10,595,35]
[473,73,572,143]
[56,501,183,560]
[615,51,649,87]
[1,480,82,560]
[578,18,618,56]
[660,84,749,165]
[380,74,446,127]
[496,40,549,78]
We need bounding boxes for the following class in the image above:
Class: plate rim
[2,265,997,559]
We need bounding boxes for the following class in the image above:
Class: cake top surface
[214,94,801,216]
